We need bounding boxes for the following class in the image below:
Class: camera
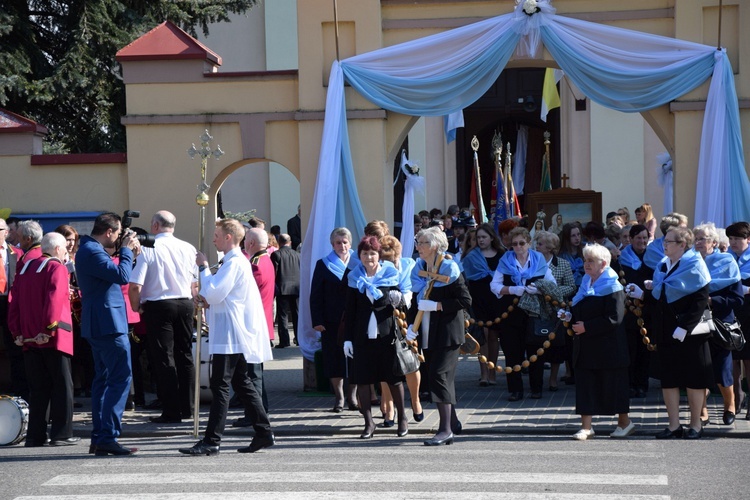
[120,210,156,248]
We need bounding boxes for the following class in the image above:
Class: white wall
[269,162,301,229]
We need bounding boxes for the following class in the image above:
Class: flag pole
[471,136,486,223]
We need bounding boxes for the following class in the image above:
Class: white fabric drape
[399,151,425,259]
[657,152,674,214]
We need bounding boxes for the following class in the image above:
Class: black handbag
[710,319,746,351]
[393,326,420,377]
[526,316,559,345]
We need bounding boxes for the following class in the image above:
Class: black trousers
[204,353,271,446]
[275,295,298,346]
[24,348,74,443]
[244,362,269,417]
[143,298,194,418]
[499,326,526,393]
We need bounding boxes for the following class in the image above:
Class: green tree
[0,0,259,153]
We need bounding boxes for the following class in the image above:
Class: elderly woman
[490,227,555,401]
[694,223,742,425]
[379,235,422,422]
[310,227,359,413]
[343,236,406,439]
[532,230,576,393]
[560,244,633,440]
[726,222,750,418]
[618,224,653,398]
[462,223,504,386]
[632,227,711,439]
[407,227,471,445]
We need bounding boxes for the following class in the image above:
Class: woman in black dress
[310,227,358,412]
[726,222,750,418]
[461,223,504,386]
[618,224,653,398]
[407,227,471,445]
[343,236,406,439]
[634,227,712,439]
[560,243,633,440]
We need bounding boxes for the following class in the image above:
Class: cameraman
[76,212,141,455]
[128,211,198,423]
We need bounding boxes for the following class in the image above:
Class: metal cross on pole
[187,129,224,438]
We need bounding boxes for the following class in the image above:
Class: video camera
[120,210,156,248]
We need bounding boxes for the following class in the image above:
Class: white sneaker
[610,421,637,438]
[573,428,595,441]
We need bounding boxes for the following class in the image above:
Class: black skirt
[575,366,630,415]
[320,324,346,379]
[350,334,404,386]
[659,334,714,389]
[467,277,503,324]
[426,345,460,405]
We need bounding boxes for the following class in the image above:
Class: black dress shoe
[548,385,559,392]
[655,426,684,439]
[451,421,463,435]
[95,441,138,456]
[178,440,219,456]
[332,405,344,413]
[274,344,289,349]
[382,419,395,428]
[397,425,408,437]
[508,392,523,402]
[89,443,97,454]
[723,411,736,425]
[50,437,81,446]
[700,417,710,426]
[530,392,542,399]
[238,433,275,453]
[424,433,454,446]
[150,415,182,424]
[347,402,360,411]
[413,411,424,422]
[684,427,703,440]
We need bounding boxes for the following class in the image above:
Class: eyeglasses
[663,239,679,245]
[511,241,527,247]
[416,240,430,246]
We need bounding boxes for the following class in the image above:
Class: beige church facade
[0,0,748,252]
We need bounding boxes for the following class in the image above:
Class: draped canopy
[297,0,749,360]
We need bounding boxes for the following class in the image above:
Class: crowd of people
[2,201,750,451]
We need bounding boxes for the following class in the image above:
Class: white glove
[743,285,750,296]
[557,309,572,322]
[406,325,418,342]
[508,286,525,296]
[343,341,354,358]
[418,300,439,312]
[672,327,687,342]
[389,290,404,308]
[626,283,644,300]
[643,280,654,291]
[524,284,539,295]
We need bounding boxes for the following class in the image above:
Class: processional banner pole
[187,130,224,438]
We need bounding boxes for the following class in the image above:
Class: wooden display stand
[525,183,603,227]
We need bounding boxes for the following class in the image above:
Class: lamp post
[187,129,224,437]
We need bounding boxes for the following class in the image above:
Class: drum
[192,336,212,403]
[0,396,29,446]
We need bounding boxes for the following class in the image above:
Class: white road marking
[16,493,671,500]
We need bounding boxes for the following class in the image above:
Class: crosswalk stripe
[43,472,668,486]
[16,493,671,500]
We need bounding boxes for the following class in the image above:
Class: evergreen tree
[0,1,259,153]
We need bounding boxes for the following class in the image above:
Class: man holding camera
[129,210,198,423]
[76,212,141,456]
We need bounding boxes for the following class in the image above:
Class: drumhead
[0,396,29,446]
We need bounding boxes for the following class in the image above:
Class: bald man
[129,211,198,423]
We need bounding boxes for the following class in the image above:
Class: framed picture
[525,187,603,228]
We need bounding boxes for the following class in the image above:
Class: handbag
[689,309,714,336]
[526,316,559,345]
[710,319,746,351]
[393,326,420,376]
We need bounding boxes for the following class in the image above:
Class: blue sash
[705,251,741,293]
[324,249,355,280]
[652,248,711,303]
[558,252,583,286]
[643,237,665,270]
[571,266,623,306]
[411,255,461,301]
[496,249,548,286]
[618,245,644,271]
[347,260,400,300]
[731,246,750,280]
[461,247,494,281]
[397,257,416,293]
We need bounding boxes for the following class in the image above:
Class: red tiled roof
[116,21,222,65]
[0,108,48,135]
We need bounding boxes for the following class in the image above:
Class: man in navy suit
[76,212,141,456]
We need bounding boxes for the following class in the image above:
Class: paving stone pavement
[71,345,750,440]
